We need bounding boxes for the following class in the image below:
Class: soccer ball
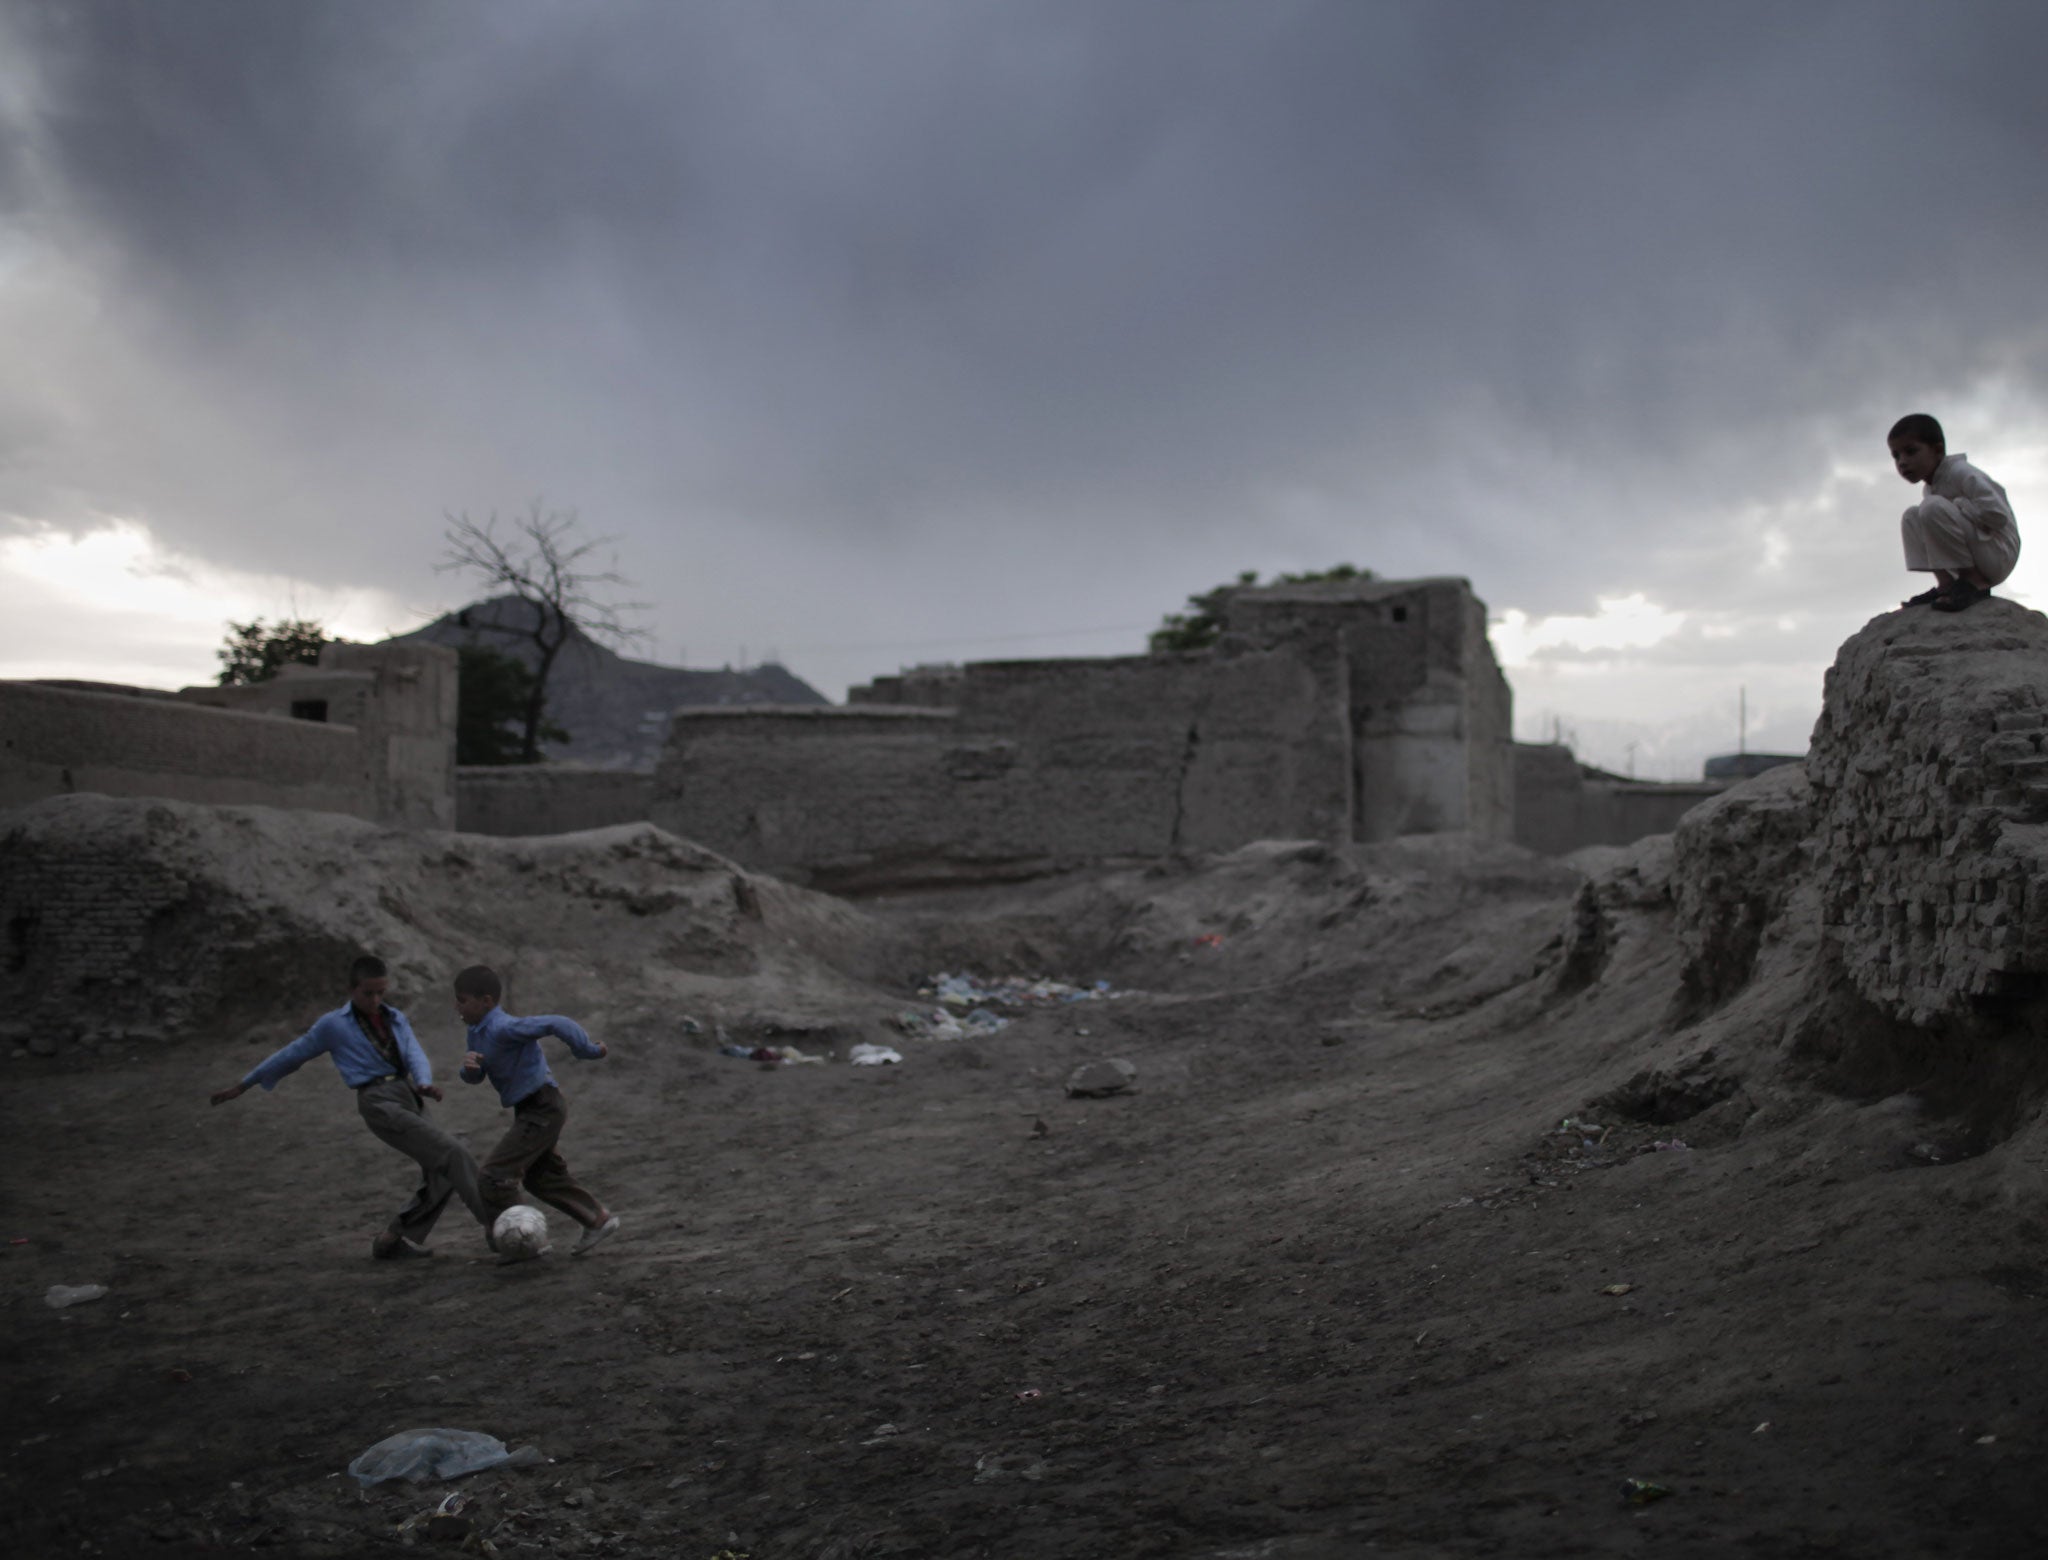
[492,1204,549,1262]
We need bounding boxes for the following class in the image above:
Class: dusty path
[8,909,2047,1559]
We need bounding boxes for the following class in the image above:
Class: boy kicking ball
[1891,413,2020,613]
[454,965,620,1262]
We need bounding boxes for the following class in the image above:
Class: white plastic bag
[347,1428,545,1487]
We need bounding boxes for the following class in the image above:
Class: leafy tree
[215,617,331,685]
[1148,564,1374,653]
[456,645,568,765]
[440,502,645,763]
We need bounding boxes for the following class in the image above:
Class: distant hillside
[394,595,828,771]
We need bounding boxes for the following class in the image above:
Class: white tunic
[1901,452,2021,583]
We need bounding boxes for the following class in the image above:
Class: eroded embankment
[1540,598,2048,1189]
[0,797,908,1060]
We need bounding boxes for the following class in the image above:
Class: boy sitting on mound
[454,965,620,1260]
[1890,412,2020,613]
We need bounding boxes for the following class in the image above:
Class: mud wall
[176,642,458,829]
[1221,577,1512,842]
[1513,743,1726,855]
[457,766,655,836]
[653,642,1346,889]
[0,681,374,819]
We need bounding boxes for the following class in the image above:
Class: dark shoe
[372,1234,434,1260]
[1901,585,1945,607]
[1934,583,1991,613]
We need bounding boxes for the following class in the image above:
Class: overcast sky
[5,0,2048,778]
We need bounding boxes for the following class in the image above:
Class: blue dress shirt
[460,1007,602,1107]
[241,1002,433,1091]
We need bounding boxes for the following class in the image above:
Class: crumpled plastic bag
[848,1043,903,1066]
[347,1427,546,1487]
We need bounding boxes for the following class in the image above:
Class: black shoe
[1934,583,1991,613]
[1901,585,1945,607]
[372,1234,434,1260]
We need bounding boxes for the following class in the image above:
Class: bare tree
[439,503,648,762]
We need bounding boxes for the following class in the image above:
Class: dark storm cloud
[8,0,2048,639]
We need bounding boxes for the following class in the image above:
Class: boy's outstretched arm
[210,1022,328,1103]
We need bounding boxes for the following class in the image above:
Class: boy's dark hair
[1888,413,1945,451]
[454,965,503,1001]
[348,954,388,986]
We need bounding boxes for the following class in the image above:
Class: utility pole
[1739,686,1748,755]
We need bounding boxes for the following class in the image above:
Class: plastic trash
[849,1043,903,1066]
[347,1428,546,1488]
[1620,1478,1672,1505]
[45,1284,108,1309]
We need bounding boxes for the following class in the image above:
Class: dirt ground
[6,823,2048,1559]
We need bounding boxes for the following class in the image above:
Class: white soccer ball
[492,1204,549,1261]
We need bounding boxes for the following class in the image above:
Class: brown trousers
[481,1084,608,1231]
[354,1079,491,1244]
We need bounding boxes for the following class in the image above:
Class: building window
[290,699,329,723]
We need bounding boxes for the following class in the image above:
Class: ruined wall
[1806,602,2048,1024]
[1514,743,1726,855]
[0,681,373,818]
[652,577,1512,886]
[1221,577,1511,841]
[179,642,458,828]
[4,642,457,828]
[457,766,655,836]
[653,642,1346,889]
[326,642,459,829]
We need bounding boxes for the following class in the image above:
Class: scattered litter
[1908,1142,1945,1164]
[896,1008,967,1041]
[1599,1283,1635,1297]
[849,1044,903,1067]
[1620,1478,1672,1505]
[1014,1388,1042,1401]
[1065,1058,1138,1098]
[717,1043,828,1067]
[9,1237,28,1246]
[679,1017,704,1038]
[395,1491,472,1542]
[347,1428,545,1487]
[1753,1422,1771,1434]
[44,1284,107,1310]
[1649,1139,1690,1152]
[1975,1434,1998,1445]
[922,972,1120,1008]
[1192,934,1224,949]
[973,1451,1048,1483]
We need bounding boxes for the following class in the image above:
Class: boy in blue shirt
[455,965,620,1259]
[211,955,491,1260]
